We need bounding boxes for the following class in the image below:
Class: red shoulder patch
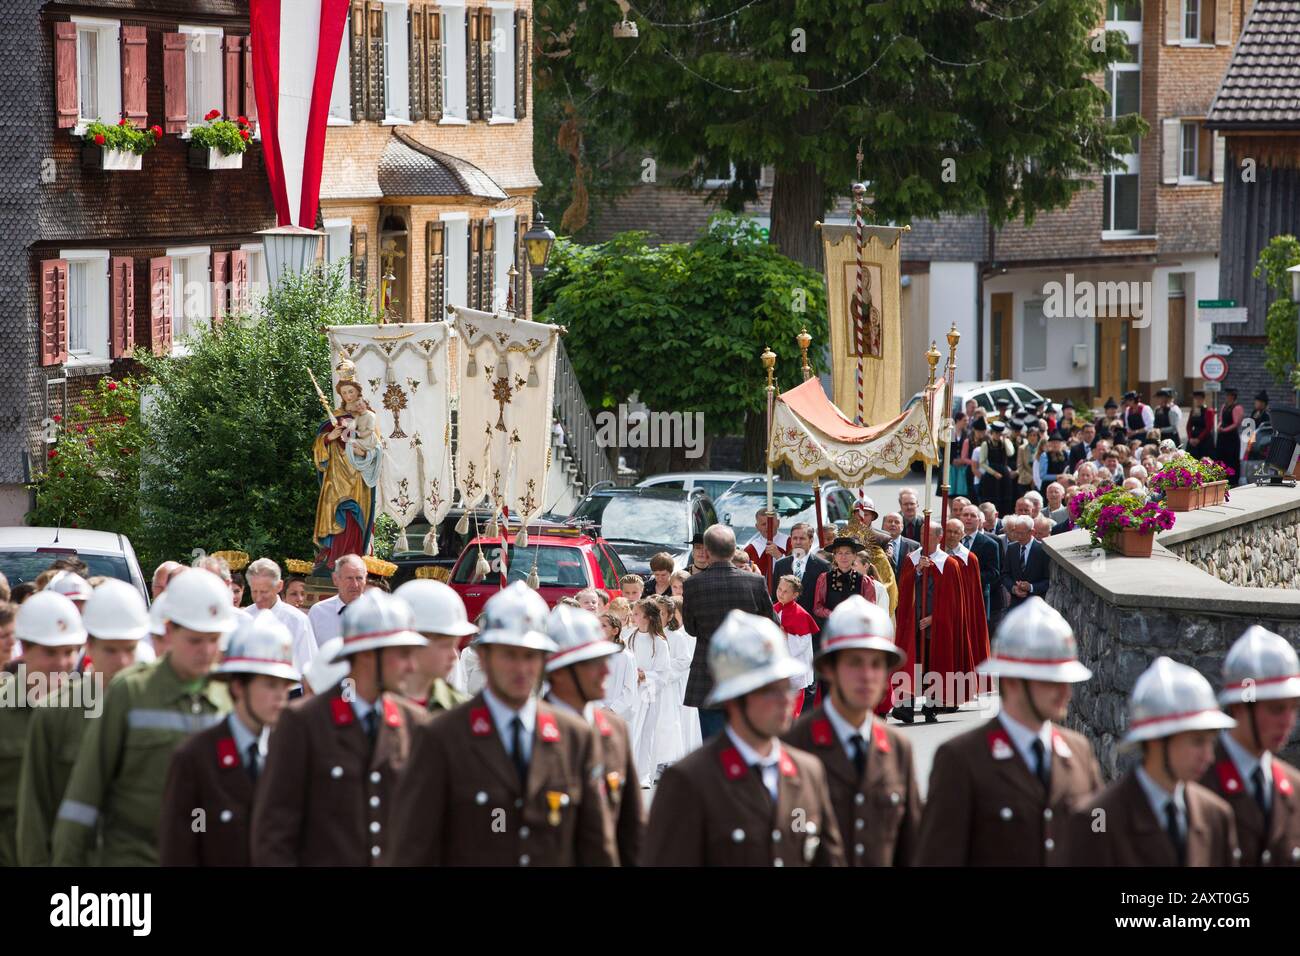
[987,727,1014,760]
[778,750,798,778]
[810,718,833,748]
[330,697,354,727]
[873,720,891,754]
[215,736,239,770]
[1275,761,1294,797]
[1215,758,1244,795]
[538,711,561,743]
[593,708,613,738]
[720,746,747,780]
[469,706,492,737]
[382,696,401,728]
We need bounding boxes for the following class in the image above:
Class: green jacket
[16,672,102,866]
[0,670,35,867]
[426,677,469,714]
[51,656,229,866]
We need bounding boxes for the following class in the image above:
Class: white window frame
[240,242,269,310]
[1102,12,1141,238]
[178,24,225,135]
[440,6,469,124]
[166,245,211,352]
[441,212,470,310]
[71,17,121,134]
[488,3,516,123]
[489,209,515,312]
[704,161,737,189]
[60,249,111,363]
[382,1,411,124]
[1180,120,1202,182]
[1180,0,1215,45]
[323,218,353,283]
[328,17,352,125]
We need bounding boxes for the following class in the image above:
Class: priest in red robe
[882,520,969,723]
[743,509,789,591]
[943,516,990,683]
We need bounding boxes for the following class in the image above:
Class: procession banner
[818,222,906,425]
[327,323,453,549]
[768,374,943,485]
[451,306,560,527]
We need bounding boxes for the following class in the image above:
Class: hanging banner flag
[327,323,454,551]
[818,221,906,426]
[249,0,350,227]
[451,306,560,529]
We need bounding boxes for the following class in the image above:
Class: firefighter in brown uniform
[251,590,430,866]
[916,597,1102,865]
[543,603,644,866]
[784,595,921,866]
[388,582,617,866]
[1201,626,1300,865]
[159,614,301,866]
[1071,657,1239,866]
[642,609,845,867]
[393,579,473,714]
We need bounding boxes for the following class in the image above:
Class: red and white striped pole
[852,181,867,426]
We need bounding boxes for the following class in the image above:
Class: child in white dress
[598,612,639,726]
[659,595,701,756]
[627,599,672,787]
[651,595,689,774]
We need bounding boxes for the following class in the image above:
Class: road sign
[1203,381,1222,392]
[1200,355,1228,381]
[1198,301,1248,324]
[1205,343,1233,356]
[1197,299,1237,308]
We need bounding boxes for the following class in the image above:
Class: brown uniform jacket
[590,705,644,867]
[915,717,1102,866]
[784,706,922,866]
[250,686,428,866]
[1199,740,1300,866]
[158,717,257,867]
[1071,771,1239,866]
[640,731,845,867]
[387,693,617,866]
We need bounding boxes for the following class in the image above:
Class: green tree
[536,214,827,467]
[1253,235,1300,389]
[134,265,370,571]
[535,0,1146,267]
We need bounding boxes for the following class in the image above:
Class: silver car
[0,526,149,599]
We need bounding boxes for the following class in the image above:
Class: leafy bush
[28,377,145,537]
[190,110,253,155]
[134,264,372,571]
[1255,235,1300,387]
[83,119,162,154]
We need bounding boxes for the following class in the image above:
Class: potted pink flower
[1150,455,1204,511]
[1074,489,1176,557]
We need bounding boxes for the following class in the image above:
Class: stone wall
[1167,506,1300,589]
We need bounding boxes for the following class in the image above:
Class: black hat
[828,536,862,553]
[1256,390,1269,403]
[990,421,1006,433]
[972,418,987,432]
[1049,430,1067,442]
[1122,390,1138,401]
[1156,387,1173,398]
[1104,397,1118,409]
[1225,386,1238,397]
[995,398,1011,408]
[1192,389,1205,398]
[1062,399,1075,410]
[690,532,704,545]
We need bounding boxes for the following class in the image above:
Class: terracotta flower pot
[1204,480,1227,505]
[1164,486,1199,512]
[1116,529,1154,558]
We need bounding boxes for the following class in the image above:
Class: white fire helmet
[214,614,302,683]
[472,581,556,653]
[1123,656,1235,748]
[82,579,149,641]
[46,570,93,602]
[977,597,1092,683]
[331,590,427,662]
[814,595,903,667]
[162,569,240,635]
[705,609,807,707]
[1218,625,1300,707]
[545,603,620,674]
[393,579,478,638]
[16,590,87,647]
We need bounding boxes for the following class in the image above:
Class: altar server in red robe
[943,517,990,680]
[743,509,789,591]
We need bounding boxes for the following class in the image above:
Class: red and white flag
[249,0,350,228]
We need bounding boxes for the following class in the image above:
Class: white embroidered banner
[327,323,453,547]
[451,306,560,525]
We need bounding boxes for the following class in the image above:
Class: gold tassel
[527,363,539,387]
[422,529,439,556]
[526,566,540,590]
[473,550,491,583]
[515,526,528,548]
[466,353,478,377]
[455,511,470,535]
[426,355,437,384]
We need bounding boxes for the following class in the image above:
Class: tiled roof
[379,130,507,201]
[1207,0,1300,128]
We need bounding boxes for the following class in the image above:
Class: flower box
[1203,480,1228,505]
[81,145,142,171]
[1163,485,1201,512]
[1117,529,1155,558]
[188,143,243,170]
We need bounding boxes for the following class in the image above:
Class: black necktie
[510,716,529,789]
[1021,543,1029,566]
[752,763,773,803]
[963,535,973,549]
[849,734,868,780]
[1251,766,1271,825]
[363,709,379,747]
[246,742,261,783]
[1030,738,1049,791]
[1165,798,1185,865]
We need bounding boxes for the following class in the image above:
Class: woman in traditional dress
[813,537,877,627]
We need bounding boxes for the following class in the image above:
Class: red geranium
[118,118,127,126]
[52,414,62,423]
[240,129,251,141]
[150,125,163,140]
[205,108,222,121]
[237,115,249,126]
[107,381,118,391]
[93,133,106,146]
[48,449,57,459]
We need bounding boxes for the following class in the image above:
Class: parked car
[904,379,1062,421]
[635,471,759,502]
[0,527,148,599]
[713,479,858,545]
[447,522,626,624]
[569,486,718,575]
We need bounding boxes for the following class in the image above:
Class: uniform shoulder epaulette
[987,726,1014,760]
[330,696,354,727]
[216,734,240,770]
[537,710,560,743]
[1215,757,1244,795]
[778,749,798,778]
[872,720,890,753]
[382,695,401,728]
[469,705,492,736]
[592,708,612,737]
[719,746,746,780]
[1275,761,1295,796]
[810,717,833,748]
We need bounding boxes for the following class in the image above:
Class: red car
[448,522,628,626]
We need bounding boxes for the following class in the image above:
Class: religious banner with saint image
[325,323,454,554]
[451,306,560,529]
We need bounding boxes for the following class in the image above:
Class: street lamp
[523,209,557,279]
[256,225,325,290]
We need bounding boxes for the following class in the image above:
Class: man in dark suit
[683,525,781,741]
[880,512,920,574]
[769,523,829,614]
[898,488,924,543]
[958,502,1001,626]
[999,516,1051,610]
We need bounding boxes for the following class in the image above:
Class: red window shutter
[211,251,231,321]
[150,256,173,355]
[40,259,69,366]
[110,256,135,358]
[54,22,78,129]
[121,25,148,125]
[242,36,257,131]
[230,250,249,314]
[223,35,242,119]
[162,32,188,133]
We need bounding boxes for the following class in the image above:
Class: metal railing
[553,340,616,491]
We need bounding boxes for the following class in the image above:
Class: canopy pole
[939,323,961,534]
[762,345,777,521]
[915,342,942,714]
[796,329,826,548]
